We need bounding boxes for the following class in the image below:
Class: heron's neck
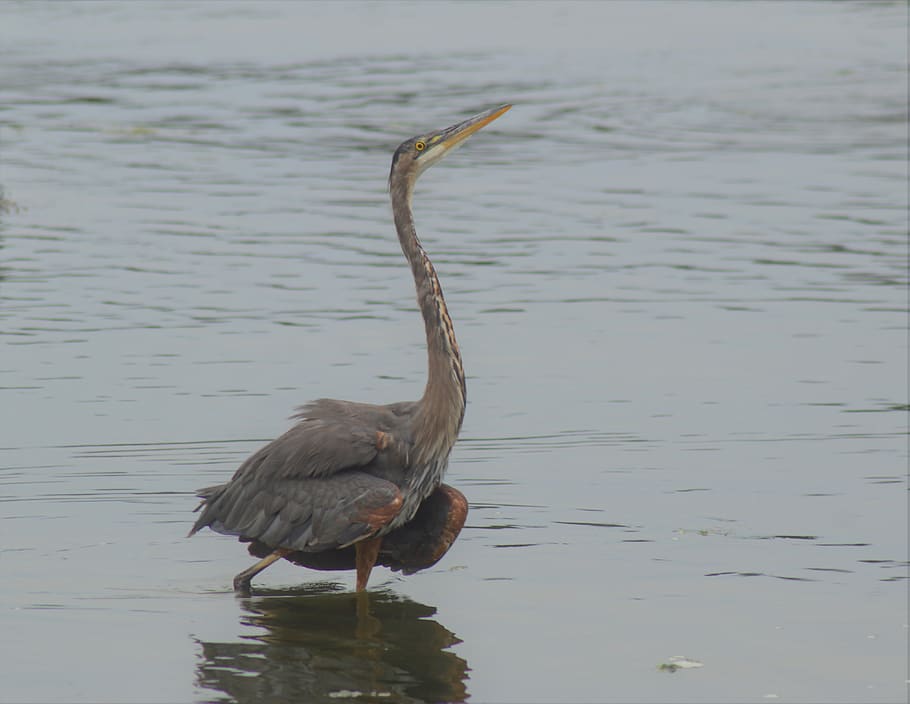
[391,183,466,460]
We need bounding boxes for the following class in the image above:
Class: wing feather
[188,399,415,550]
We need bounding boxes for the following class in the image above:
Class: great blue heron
[189,104,512,594]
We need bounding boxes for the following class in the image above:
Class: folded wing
[189,399,414,551]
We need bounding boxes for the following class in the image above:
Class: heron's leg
[354,536,382,592]
[232,548,292,595]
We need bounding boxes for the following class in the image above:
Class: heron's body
[189,105,511,593]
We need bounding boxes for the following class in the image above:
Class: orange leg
[232,547,291,595]
[354,536,382,592]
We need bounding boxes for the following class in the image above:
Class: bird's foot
[231,548,290,596]
[232,574,253,596]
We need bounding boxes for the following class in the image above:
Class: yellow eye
[415,141,426,152]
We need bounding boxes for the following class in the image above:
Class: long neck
[391,177,466,462]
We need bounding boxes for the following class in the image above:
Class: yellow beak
[434,104,512,150]
[417,104,512,170]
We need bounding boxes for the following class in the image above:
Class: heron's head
[389,104,511,197]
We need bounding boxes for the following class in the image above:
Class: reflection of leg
[354,590,381,640]
[354,536,382,592]
[232,548,292,595]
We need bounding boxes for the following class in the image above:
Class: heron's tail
[187,484,226,536]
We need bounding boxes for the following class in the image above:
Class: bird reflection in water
[194,589,469,704]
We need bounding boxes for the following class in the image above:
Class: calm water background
[1,2,907,703]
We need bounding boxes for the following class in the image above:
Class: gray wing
[188,399,415,552]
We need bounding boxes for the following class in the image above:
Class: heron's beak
[419,104,511,169]
[436,104,511,150]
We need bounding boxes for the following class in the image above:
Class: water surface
[1,2,907,702]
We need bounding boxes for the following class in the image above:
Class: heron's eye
[415,141,426,152]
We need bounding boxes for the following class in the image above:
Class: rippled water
[1,2,907,703]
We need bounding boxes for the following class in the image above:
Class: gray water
[1,2,907,703]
